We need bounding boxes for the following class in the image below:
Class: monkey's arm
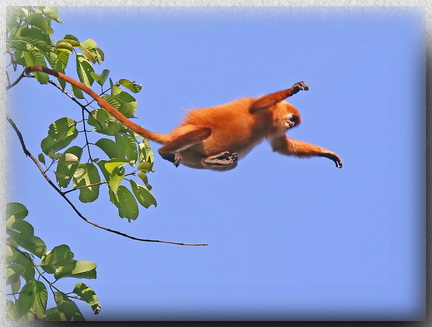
[270,136,343,168]
[250,81,309,113]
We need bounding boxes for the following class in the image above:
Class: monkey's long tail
[24,66,171,145]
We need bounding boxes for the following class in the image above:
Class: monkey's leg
[202,151,238,171]
[270,136,343,168]
[158,127,211,166]
[250,81,309,113]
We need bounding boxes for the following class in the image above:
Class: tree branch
[6,115,208,246]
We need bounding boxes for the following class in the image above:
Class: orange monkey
[25,66,343,171]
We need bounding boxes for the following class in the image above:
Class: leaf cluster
[6,202,101,321]
[7,6,157,221]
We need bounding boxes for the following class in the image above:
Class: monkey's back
[178,97,268,157]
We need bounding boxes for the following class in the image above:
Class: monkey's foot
[202,151,238,171]
[159,152,181,167]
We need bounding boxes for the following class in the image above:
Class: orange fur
[25,67,342,171]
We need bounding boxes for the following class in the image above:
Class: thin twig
[6,115,207,246]
[81,107,94,162]
[63,181,107,194]
[46,78,104,131]
[6,69,26,90]
[47,79,95,118]
[64,172,137,194]
[85,86,111,108]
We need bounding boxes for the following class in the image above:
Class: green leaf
[16,280,47,319]
[80,38,97,50]
[44,307,61,321]
[130,180,157,208]
[40,117,78,155]
[41,245,96,280]
[47,152,63,160]
[91,69,109,86]
[6,299,18,320]
[83,48,96,63]
[106,121,126,135]
[95,160,110,181]
[23,50,49,84]
[17,280,37,318]
[54,260,97,280]
[33,281,48,319]
[12,279,21,296]
[42,6,61,23]
[47,51,69,87]
[137,161,153,173]
[7,263,25,285]
[41,244,74,267]
[6,244,16,264]
[55,41,74,53]
[95,138,122,160]
[26,13,54,36]
[115,133,138,165]
[103,92,137,117]
[19,236,46,258]
[57,38,79,47]
[38,153,46,165]
[56,146,83,188]
[87,109,108,130]
[70,261,97,279]
[80,39,103,64]
[76,53,94,87]
[108,167,125,196]
[14,250,36,281]
[12,49,27,66]
[87,109,127,136]
[138,138,154,164]
[7,219,46,258]
[6,202,29,220]
[17,26,51,53]
[54,291,85,321]
[110,186,139,221]
[96,48,105,62]
[8,219,34,236]
[73,282,101,314]
[103,161,128,175]
[137,172,152,190]
[118,79,142,93]
[110,80,122,95]
[63,34,80,46]
[71,84,85,99]
[73,163,101,203]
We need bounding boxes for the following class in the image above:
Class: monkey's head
[273,100,302,132]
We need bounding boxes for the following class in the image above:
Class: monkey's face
[280,101,301,130]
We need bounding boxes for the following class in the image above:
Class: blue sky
[7,6,425,321]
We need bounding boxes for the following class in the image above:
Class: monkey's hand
[290,81,309,95]
[322,151,343,168]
